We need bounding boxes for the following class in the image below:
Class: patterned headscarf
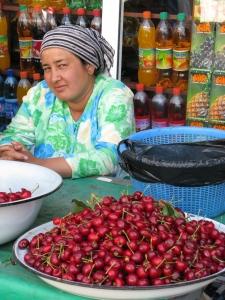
[40,25,115,73]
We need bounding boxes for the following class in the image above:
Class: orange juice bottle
[0,9,10,72]
[138,11,156,87]
[155,11,173,89]
[172,13,191,91]
[17,71,31,105]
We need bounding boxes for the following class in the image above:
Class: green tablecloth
[0,177,224,300]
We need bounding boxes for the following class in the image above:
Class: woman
[0,25,135,178]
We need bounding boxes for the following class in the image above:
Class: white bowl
[13,215,225,300]
[0,160,62,244]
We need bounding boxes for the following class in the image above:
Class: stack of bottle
[133,84,186,132]
[137,11,191,92]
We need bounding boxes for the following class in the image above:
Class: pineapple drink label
[139,48,155,69]
[19,38,32,59]
[186,68,211,122]
[0,35,8,58]
[173,50,189,71]
[156,48,172,69]
[208,70,225,128]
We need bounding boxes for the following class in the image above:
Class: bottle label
[173,50,190,71]
[69,0,85,9]
[152,120,168,128]
[0,35,8,57]
[32,40,42,59]
[19,38,33,59]
[139,48,155,69]
[169,120,185,126]
[156,48,172,69]
[5,99,18,119]
[0,97,5,117]
[135,116,150,131]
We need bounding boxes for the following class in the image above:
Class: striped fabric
[40,25,115,73]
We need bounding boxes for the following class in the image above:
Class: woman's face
[41,48,95,104]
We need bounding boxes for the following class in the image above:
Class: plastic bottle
[172,13,191,92]
[90,9,102,33]
[32,5,46,73]
[60,7,73,25]
[168,87,186,126]
[0,74,5,131]
[155,11,173,89]
[76,8,88,28]
[133,83,150,131]
[46,7,57,32]
[17,71,32,105]
[32,72,41,87]
[3,69,18,125]
[151,85,168,128]
[138,11,156,87]
[0,8,10,72]
[86,0,102,10]
[17,5,33,76]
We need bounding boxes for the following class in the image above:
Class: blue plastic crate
[125,126,225,218]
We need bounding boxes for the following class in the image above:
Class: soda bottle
[168,87,186,126]
[17,71,31,105]
[0,8,10,72]
[76,8,88,28]
[138,11,156,87]
[151,85,168,128]
[3,69,18,125]
[32,5,46,73]
[0,74,6,131]
[172,13,191,92]
[46,7,57,32]
[133,83,150,131]
[155,11,173,89]
[32,72,41,86]
[17,5,33,76]
[60,7,73,25]
[86,0,102,11]
[90,9,101,33]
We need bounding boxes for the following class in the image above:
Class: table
[0,177,224,300]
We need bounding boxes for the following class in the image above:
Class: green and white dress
[0,74,135,178]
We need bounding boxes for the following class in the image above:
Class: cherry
[18,238,29,249]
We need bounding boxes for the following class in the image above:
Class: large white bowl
[0,160,62,244]
[13,215,225,300]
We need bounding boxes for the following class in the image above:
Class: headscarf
[40,25,115,73]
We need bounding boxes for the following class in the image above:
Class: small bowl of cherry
[0,160,62,245]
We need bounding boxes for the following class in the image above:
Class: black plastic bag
[117,139,225,187]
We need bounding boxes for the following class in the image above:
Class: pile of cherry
[0,188,32,203]
[19,192,225,287]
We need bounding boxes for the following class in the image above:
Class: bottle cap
[155,85,163,94]
[143,11,151,19]
[33,73,41,80]
[173,87,181,95]
[92,9,101,17]
[6,69,13,76]
[160,11,168,20]
[19,5,27,11]
[135,83,144,91]
[177,12,186,21]
[20,71,28,79]
[63,7,71,14]
[47,7,55,14]
[76,8,86,16]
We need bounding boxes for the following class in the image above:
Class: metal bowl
[0,160,62,244]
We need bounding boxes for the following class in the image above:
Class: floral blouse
[0,74,135,178]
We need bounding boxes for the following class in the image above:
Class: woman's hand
[0,142,29,161]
